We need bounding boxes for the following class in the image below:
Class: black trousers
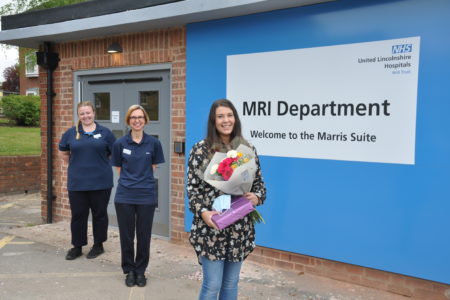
[68,189,111,247]
[115,203,156,275]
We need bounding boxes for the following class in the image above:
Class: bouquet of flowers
[204,144,264,228]
[210,149,251,181]
[204,144,256,195]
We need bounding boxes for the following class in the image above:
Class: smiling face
[215,106,235,143]
[128,108,146,132]
[77,105,95,127]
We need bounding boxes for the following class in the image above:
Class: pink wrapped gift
[212,196,255,230]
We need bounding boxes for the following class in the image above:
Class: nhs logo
[392,44,412,54]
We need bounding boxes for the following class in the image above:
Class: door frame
[73,63,173,239]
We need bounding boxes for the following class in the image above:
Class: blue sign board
[185,0,450,283]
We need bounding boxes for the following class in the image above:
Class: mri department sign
[227,37,420,164]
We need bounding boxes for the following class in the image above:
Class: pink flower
[221,166,234,180]
[217,158,234,180]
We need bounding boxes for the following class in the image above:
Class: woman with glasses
[111,104,165,287]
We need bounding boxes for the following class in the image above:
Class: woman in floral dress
[187,98,266,300]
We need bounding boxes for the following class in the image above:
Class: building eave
[0,0,331,48]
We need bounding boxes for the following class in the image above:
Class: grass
[0,126,41,156]
[0,117,15,125]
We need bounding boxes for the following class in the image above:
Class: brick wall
[39,27,187,225]
[36,27,449,299]
[0,155,41,194]
[247,246,449,299]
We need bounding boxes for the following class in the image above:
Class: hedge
[1,95,40,126]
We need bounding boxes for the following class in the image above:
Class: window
[25,52,38,77]
[94,93,111,120]
[140,91,159,121]
[26,88,39,96]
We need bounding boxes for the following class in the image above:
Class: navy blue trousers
[68,189,111,247]
[115,203,156,275]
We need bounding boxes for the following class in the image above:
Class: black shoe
[65,247,82,260]
[86,244,104,259]
[136,274,147,287]
[125,271,136,287]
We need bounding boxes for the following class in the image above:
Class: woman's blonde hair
[125,104,150,126]
[75,101,95,140]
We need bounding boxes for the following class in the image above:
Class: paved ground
[0,192,409,300]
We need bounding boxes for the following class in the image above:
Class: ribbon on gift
[211,196,255,230]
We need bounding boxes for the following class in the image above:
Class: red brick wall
[39,27,187,225]
[36,27,449,299]
[248,247,449,299]
[0,155,40,194]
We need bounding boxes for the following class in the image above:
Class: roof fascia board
[2,0,183,30]
[0,0,332,48]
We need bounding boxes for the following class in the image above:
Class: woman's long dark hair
[205,98,243,147]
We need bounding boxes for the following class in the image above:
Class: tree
[0,0,89,64]
[0,0,46,16]
[0,0,87,16]
[0,0,89,62]
[2,64,20,93]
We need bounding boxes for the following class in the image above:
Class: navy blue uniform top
[111,132,165,205]
[59,122,116,191]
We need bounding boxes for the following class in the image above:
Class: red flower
[217,157,238,180]
[222,167,233,180]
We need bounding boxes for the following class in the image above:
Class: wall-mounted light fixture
[107,42,123,54]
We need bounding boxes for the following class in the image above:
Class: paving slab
[0,192,409,300]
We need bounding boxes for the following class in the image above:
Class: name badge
[93,134,102,139]
[123,148,132,155]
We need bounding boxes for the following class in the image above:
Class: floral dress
[187,139,266,263]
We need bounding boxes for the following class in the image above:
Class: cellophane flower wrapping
[204,144,257,195]
[204,144,264,229]
[211,196,255,230]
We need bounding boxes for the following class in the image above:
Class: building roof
[0,0,330,48]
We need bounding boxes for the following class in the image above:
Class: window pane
[94,93,110,120]
[140,91,159,121]
[26,88,39,96]
[25,53,38,77]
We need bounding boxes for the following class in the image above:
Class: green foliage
[0,0,44,16]
[0,0,89,16]
[0,0,90,74]
[0,117,15,125]
[0,126,41,156]
[1,95,40,126]
[32,0,89,10]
